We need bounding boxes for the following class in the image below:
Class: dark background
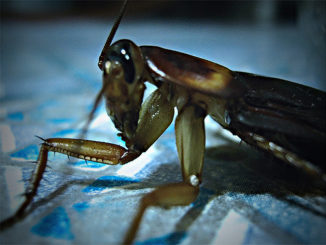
[1,1,325,26]
[2,0,325,90]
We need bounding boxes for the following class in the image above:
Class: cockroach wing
[141,46,246,98]
[228,72,326,172]
[141,45,325,174]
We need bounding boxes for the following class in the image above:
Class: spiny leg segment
[0,137,135,230]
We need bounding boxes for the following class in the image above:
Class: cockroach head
[102,40,146,142]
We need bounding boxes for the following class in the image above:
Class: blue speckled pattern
[0,16,325,245]
[31,207,74,240]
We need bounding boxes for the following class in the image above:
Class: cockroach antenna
[35,135,46,142]
[98,0,128,70]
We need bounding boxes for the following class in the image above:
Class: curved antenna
[79,81,109,139]
[98,0,128,70]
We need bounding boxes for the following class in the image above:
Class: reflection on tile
[4,166,24,211]
[213,210,249,245]
[0,124,16,153]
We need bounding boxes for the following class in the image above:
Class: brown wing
[140,46,246,98]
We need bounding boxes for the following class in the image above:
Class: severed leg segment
[123,103,207,244]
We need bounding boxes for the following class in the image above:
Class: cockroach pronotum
[1,1,325,244]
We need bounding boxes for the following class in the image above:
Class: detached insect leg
[123,104,206,244]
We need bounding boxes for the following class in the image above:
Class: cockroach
[1,1,325,244]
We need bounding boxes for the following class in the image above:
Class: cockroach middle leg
[122,103,206,244]
[124,183,199,244]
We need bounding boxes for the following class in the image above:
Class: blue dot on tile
[8,112,24,121]
[31,206,74,240]
[71,160,106,169]
[83,176,139,193]
[136,231,186,245]
[73,202,90,213]
[52,129,78,137]
[10,144,39,160]
[47,118,74,125]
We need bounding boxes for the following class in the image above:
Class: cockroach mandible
[1,1,325,244]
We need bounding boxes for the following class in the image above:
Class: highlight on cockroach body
[1,1,325,244]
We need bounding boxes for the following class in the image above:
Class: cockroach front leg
[0,138,133,229]
[0,83,175,232]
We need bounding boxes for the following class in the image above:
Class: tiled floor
[0,18,325,244]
